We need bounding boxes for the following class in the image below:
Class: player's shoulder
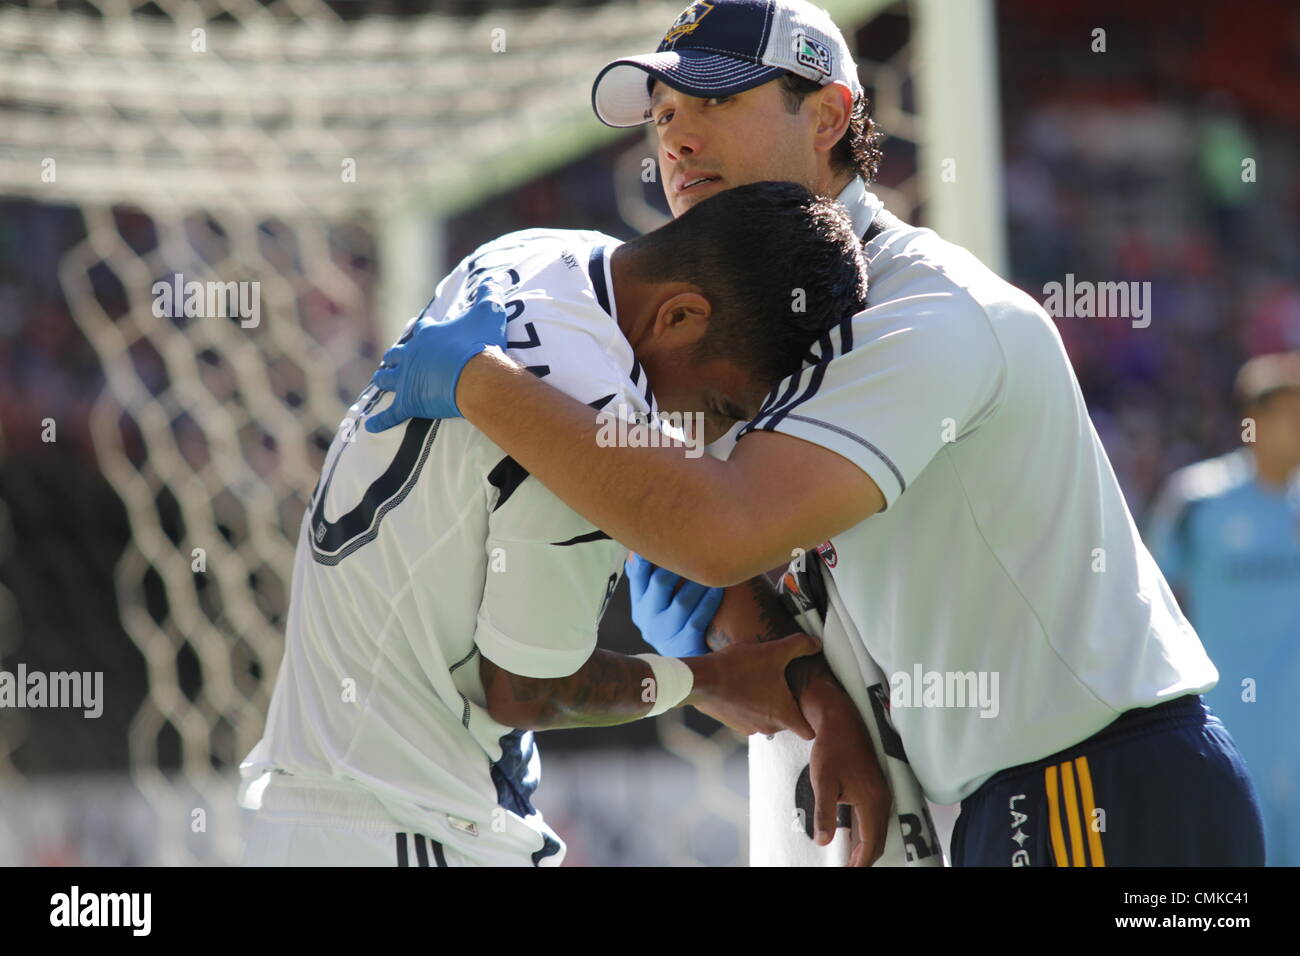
[865,222,988,300]
[1146,450,1252,543]
[449,226,616,318]
[464,227,618,300]
[468,227,616,266]
[865,222,1044,332]
[1163,449,1254,506]
[435,228,610,302]
[847,221,1011,373]
[464,229,652,414]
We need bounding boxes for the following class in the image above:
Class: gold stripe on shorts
[1060,760,1087,866]
[1074,755,1106,867]
[1045,764,1069,866]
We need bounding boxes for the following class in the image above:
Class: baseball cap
[592,0,863,128]
[1235,351,1300,409]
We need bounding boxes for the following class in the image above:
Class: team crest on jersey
[816,539,837,568]
[793,32,832,77]
[663,1,714,45]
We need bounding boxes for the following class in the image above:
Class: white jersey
[240,228,651,865]
[739,178,1218,805]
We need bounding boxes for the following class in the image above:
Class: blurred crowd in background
[2,0,1298,864]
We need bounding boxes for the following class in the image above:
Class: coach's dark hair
[623,181,867,385]
[778,74,884,186]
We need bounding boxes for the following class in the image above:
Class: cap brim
[592,50,787,128]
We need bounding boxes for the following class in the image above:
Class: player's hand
[687,633,820,740]
[365,275,510,432]
[626,553,722,658]
[804,684,891,866]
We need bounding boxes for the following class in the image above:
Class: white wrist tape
[634,654,694,718]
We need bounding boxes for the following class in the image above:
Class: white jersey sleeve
[473,467,624,679]
[738,244,1005,508]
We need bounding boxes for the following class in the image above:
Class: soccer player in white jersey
[370,0,1266,865]
[238,181,872,866]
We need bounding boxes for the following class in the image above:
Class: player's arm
[706,574,840,700]
[705,574,890,863]
[626,555,887,863]
[478,636,820,735]
[469,426,820,739]
[625,557,846,716]
[454,349,883,586]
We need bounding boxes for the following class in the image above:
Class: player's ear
[652,290,711,349]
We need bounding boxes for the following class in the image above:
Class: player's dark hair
[778,73,884,186]
[623,180,867,385]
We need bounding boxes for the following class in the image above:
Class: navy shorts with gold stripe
[950,695,1266,866]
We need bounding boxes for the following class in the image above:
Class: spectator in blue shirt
[1148,352,1300,865]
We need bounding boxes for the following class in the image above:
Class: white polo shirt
[739,178,1218,805]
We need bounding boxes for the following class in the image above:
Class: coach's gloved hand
[625,553,723,658]
[365,275,509,432]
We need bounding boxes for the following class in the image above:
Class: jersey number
[309,394,440,566]
[308,264,534,564]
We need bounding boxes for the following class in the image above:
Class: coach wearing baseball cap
[592,0,864,128]
[369,0,1265,867]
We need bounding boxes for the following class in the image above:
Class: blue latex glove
[625,553,724,657]
[365,274,510,432]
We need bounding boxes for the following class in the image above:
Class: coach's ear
[648,290,712,352]
[812,82,854,157]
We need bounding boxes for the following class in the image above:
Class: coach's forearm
[457,349,752,584]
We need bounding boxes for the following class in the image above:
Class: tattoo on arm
[481,650,654,730]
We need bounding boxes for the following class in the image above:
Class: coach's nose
[660,122,703,164]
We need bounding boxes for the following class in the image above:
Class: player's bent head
[623,179,867,392]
